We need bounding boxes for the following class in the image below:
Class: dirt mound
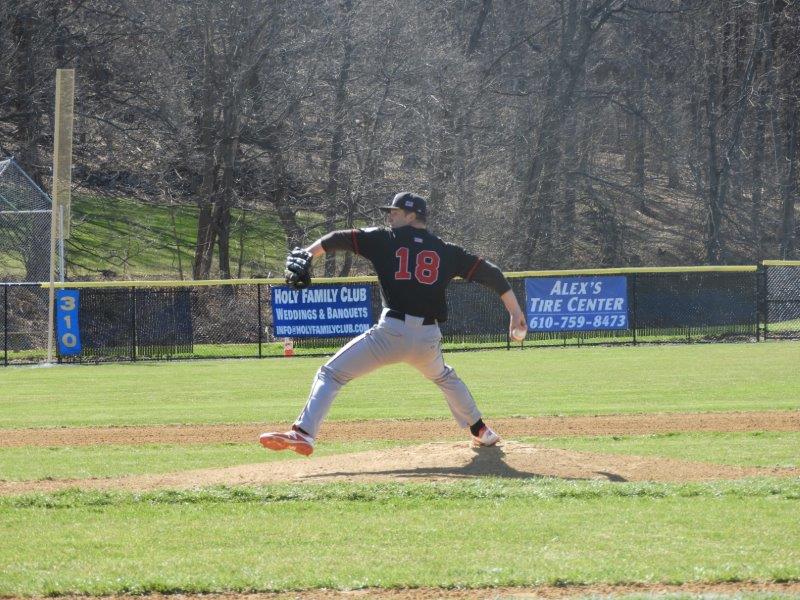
[2,441,797,495]
[4,410,799,447]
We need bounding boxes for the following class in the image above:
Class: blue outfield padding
[56,289,82,356]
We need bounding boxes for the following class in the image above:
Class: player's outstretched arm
[285,231,357,289]
[501,289,527,337]
[462,255,527,338]
[303,239,326,258]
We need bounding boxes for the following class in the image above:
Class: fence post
[130,288,137,361]
[257,283,263,358]
[755,267,762,342]
[630,274,638,346]
[762,265,769,341]
[3,285,7,367]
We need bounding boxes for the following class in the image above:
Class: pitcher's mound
[3,441,797,495]
[156,440,796,486]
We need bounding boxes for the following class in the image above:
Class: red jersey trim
[351,230,360,255]
[466,258,482,281]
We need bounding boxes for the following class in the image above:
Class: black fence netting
[189,286,259,356]
[1,284,4,364]
[0,265,795,365]
[633,271,758,340]
[764,264,800,339]
[138,289,193,356]
[71,289,195,361]
[3,284,48,365]
[77,289,134,360]
[68,287,250,361]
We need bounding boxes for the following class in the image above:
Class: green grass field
[1,343,800,596]
[0,440,415,481]
[1,481,799,595]
[2,343,799,428]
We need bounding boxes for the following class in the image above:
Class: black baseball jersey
[320,225,510,322]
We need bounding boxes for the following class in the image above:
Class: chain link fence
[764,261,800,339]
[0,158,61,283]
[3,283,49,365]
[5,264,792,366]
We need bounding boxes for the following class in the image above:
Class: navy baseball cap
[379,192,427,217]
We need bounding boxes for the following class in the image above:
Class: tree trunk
[465,0,492,57]
[516,0,618,268]
[428,109,455,229]
[560,104,579,264]
[237,205,246,279]
[779,104,797,259]
[192,22,218,280]
[12,9,46,281]
[516,52,561,268]
[269,150,302,251]
[214,101,240,279]
[751,87,767,261]
[750,1,774,261]
[705,0,765,264]
[776,0,798,259]
[12,10,40,183]
[324,0,354,277]
[689,90,705,201]
[338,176,355,277]
[631,69,646,210]
[663,82,681,189]
[533,127,561,267]
[169,199,185,280]
[705,31,722,264]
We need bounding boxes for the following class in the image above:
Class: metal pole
[3,285,7,367]
[131,288,137,361]
[257,284,263,358]
[58,205,65,282]
[763,265,769,340]
[755,268,761,342]
[630,274,638,346]
[45,207,58,364]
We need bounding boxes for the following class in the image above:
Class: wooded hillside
[1,0,798,280]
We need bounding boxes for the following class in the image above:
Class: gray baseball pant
[294,308,482,439]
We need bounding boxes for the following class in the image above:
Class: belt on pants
[385,309,438,326]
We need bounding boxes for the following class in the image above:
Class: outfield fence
[2,263,799,365]
[763,260,800,339]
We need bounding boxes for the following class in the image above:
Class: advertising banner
[271,284,373,338]
[524,276,629,332]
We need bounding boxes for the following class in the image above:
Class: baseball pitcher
[260,192,527,456]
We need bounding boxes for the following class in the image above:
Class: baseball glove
[284,247,313,289]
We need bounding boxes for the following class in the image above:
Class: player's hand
[509,310,527,341]
[285,247,313,289]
